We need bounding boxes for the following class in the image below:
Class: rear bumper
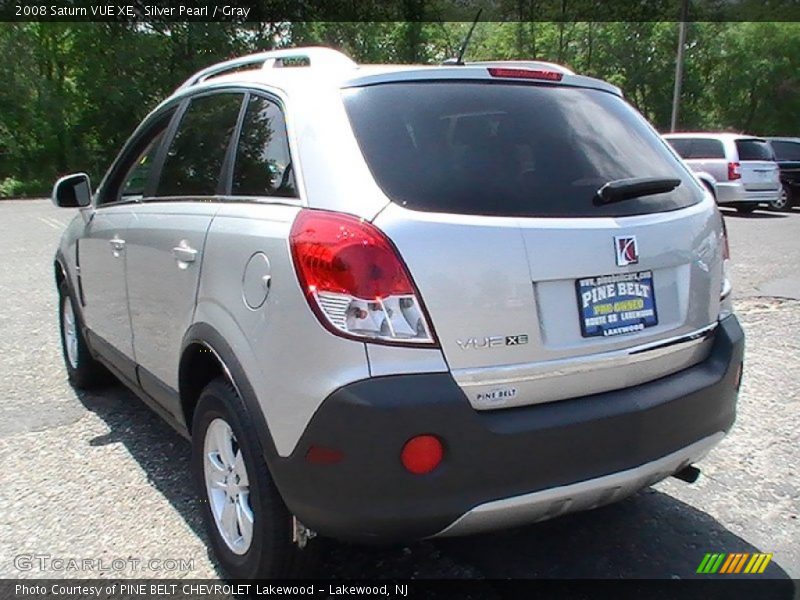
[271,316,744,543]
[716,182,780,204]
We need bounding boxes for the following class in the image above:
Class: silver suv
[663,132,781,213]
[52,47,744,578]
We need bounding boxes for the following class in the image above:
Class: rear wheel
[735,204,757,214]
[769,183,793,211]
[192,377,316,578]
[58,281,110,389]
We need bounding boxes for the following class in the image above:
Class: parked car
[765,137,800,210]
[663,133,781,213]
[51,47,744,578]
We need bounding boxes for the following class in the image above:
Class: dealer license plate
[576,271,658,338]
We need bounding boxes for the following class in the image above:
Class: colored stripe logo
[696,552,773,574]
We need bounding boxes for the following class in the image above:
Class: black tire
[191,377,316,579]
[769,183,793,211]
[58,281,110,389]
[735,204,757,214]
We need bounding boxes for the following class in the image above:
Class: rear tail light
[289,209,437,346]
[487,67,563,82]
[727,161,741,181]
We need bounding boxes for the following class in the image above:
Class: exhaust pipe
[673,465,701,484]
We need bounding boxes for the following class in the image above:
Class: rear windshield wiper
[595,177,682,205]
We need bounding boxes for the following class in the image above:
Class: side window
[690,139,725,159]
[118,132,165,202]
[97,113,172,207]
[156,93,244,197]
[231,95,297,198]
[772,141,800,161]
[667,138,693,159]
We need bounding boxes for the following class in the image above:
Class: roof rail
[177,47,357,91]
[466,60,575,75]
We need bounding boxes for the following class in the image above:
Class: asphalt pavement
[0,200,798,581]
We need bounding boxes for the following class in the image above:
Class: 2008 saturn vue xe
[51,47,744,578]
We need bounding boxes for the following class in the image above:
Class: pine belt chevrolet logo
[696,552,773,574]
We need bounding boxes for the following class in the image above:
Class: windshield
[343,82,701,218]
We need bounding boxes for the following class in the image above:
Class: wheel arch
[179,322,280,463]
[693,172,717,200]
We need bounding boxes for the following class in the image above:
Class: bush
[0,177,25,198]
[0,177,48,198]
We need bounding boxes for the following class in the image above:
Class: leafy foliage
[0,21,797,196]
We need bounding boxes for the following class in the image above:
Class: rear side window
[156,93,243,197]
[667,138,693,158]
[664,138,725,159]
[735,139,774,161]
[231,95,296,198]
[770,140,800,161]
[343,82,700,218]
[689,139,725,159]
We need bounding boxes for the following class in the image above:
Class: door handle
[172,241,198,264]
[109,237,125,257]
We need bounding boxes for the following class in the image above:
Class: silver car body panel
[374,197,723,410]
[195,202,372,456]
[125,201,218,398]
[75,206,135,360]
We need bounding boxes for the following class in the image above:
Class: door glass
[231,95,297,198]
[118,132,165,202]
[156,93,243,197]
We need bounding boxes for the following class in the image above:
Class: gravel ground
[0,200,797,581]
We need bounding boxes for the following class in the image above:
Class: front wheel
[58,281,110,389]
[192,377,315,578]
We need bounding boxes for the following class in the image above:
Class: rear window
[770,140,800,161]
[342,82,700,218]
[735,139,774,161]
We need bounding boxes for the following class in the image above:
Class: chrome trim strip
[453,323,717,389]
[433,432,724,538]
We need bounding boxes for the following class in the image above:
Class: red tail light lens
[487,67,563,82]
[289,209,436,346]
[727,161,741,181]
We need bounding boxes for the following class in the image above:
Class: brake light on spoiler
[487,67,564,82]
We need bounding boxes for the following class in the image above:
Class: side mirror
[52,173,92,208]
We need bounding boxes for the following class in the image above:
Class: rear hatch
[736,138,780,191]
[343,76,724,409]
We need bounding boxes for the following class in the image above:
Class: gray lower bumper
[434,432,724,537]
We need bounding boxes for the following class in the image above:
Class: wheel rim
[773,187,788,209]
[203,418,254,555]
[62,299,79,369]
